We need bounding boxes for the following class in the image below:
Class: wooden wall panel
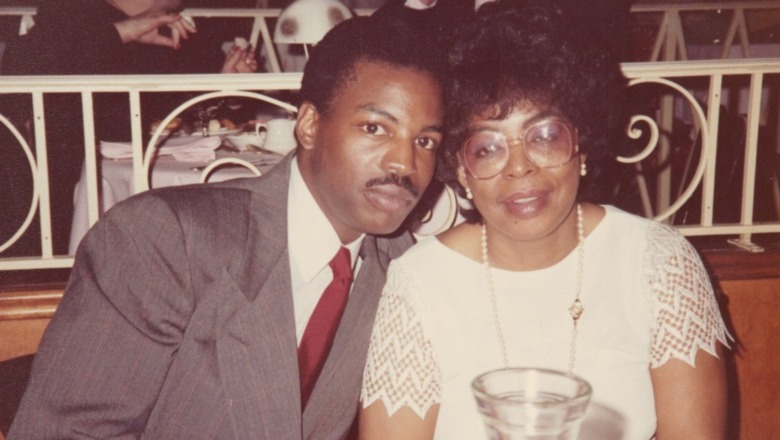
[719,278,780,440]
[0,287,61,362]
[0,319,48,363]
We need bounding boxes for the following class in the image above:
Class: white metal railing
[631,1,780,61]
[620,58,780,251]
[1,3,779,67]
[1,58,779,272]
[0,73,301,271]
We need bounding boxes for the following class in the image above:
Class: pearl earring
[465,187,473,200]
[580,162,587,177]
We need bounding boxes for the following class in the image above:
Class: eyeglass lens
[462,120,575,179]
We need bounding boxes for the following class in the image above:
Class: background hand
[166,15,197,49]
[114,12,194,49]
[221,44,259,73]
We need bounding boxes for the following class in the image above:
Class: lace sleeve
[360,261,442,419]
[645,222,732,368]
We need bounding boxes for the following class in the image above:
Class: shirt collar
[288,157,364,287]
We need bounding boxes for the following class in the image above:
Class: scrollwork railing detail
[623,76,715,222]
[0,113,39,253]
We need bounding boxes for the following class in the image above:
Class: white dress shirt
[288,157,364,344]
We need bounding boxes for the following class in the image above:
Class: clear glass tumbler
[471,367,592,440]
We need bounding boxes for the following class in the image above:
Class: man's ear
[296,101,319,151]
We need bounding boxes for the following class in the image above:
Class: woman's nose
[505,143,538,177]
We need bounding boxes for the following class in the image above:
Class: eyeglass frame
[459,119,580,180]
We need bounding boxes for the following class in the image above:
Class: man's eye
[415,136,438,151]
[360,123,387,136]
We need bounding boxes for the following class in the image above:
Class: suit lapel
[218,157,304,439]
[214,156,412,438]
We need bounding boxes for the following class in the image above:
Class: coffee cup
[255,119,297,155]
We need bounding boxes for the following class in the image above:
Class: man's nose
[383,138,417,177]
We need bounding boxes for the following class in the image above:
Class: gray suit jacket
[9,156,414,439]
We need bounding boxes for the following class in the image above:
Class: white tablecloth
[69,146,281,254]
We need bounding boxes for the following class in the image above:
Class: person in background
[359,2,730,439]
[0,0,258,255]
[1,0,257,75]
[8,15,446,439]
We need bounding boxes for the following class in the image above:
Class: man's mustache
[365,174,419,199]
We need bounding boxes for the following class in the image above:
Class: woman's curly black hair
[438,0,629,223]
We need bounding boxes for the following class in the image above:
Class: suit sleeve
[8,194,197,439]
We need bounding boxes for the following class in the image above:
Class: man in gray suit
[9,16,445,439]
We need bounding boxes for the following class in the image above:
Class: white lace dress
[361,205,730,440]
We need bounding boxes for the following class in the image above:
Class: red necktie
[298,247,353,409]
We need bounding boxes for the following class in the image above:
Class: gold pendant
[569,299,584,321]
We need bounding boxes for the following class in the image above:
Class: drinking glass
[472,367,592,440]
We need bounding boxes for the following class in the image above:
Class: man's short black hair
[299,16,448,116]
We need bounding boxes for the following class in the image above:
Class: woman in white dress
[359,2,731,439]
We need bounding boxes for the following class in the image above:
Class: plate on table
[205,128,242,136]
[217,150,282,162]
[223,133,265,152]
[148,128,242,138]
[149,128,190,137]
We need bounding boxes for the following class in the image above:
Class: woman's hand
[113,12,196,49]
[221,44,259,73]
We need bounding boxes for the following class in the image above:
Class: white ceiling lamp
[273,0,353,59]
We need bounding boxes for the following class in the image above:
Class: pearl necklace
[481,204,585,374]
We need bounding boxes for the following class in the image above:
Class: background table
[69,144,464,254]
[68,148,280,254]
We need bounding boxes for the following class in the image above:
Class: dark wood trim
[699,247,780,281]
[0,284,64,321]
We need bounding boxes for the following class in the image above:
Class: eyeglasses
[460,120,578,180]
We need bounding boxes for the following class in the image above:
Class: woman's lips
[502,190,548,217]
[510,195,539,204]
